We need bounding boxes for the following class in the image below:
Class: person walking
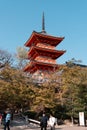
[40,113,48,130]
[4,110,11,130]
[48,114,56,130]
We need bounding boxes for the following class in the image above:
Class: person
[40,113,48,130]
[2,111,6,126]
[4,110,11,130]
[25,115,29,127]
[0,113,2,125]
[48,114,56,130]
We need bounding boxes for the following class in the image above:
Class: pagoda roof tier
[28,46,66,60]
[25,31,64,47]
[23,60,59,73]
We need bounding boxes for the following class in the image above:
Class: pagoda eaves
[23,60,59,73]
[24,13,66,75]
[25,31,64,47]
[28,46,66,60]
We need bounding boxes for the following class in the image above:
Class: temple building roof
[23,13,66,75]
[25,31,64,47]
[28,46,66,60]
[23,60,59,73]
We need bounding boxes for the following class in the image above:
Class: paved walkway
[0,125,87,130]
[0,119,87,130]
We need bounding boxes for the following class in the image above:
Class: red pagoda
[24,14,66,77]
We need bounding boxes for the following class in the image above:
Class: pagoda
[24,13,66,78]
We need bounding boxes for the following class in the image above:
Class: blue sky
[0,0,87,65]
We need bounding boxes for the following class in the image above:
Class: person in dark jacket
[2,111,6,125]
[40,113,48,130]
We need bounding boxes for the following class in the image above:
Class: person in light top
[48,114,56,130]
[4,110,11,130]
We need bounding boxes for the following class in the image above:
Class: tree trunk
[71,116,74,125]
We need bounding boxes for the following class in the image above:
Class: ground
[0,115,87,130]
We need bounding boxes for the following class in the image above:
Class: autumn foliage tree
[0,48,87,122]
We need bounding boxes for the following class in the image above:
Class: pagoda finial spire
[42,12,46,33]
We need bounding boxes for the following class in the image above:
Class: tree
[60,64,87,123]
[0,64,36,111]
[0,49,13,69]
[15,47,28,69]
[31,85,57,113]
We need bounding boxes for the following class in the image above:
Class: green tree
[60,64,87,123]
[0,64,36,111]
